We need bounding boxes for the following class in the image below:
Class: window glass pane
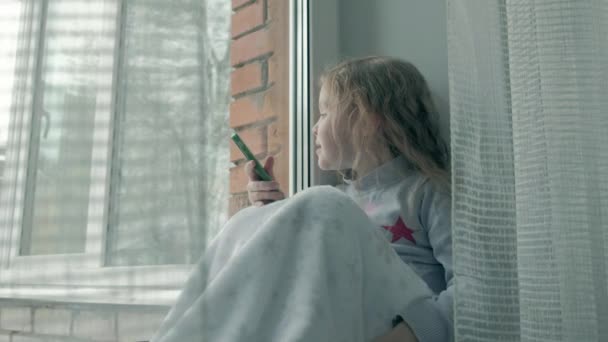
[21,0,117,255]
[309,1,450,187]
[106,0,231,266]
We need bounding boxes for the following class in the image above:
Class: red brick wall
[229,0,290,216]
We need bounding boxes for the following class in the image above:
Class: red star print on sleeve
[382,216,416,244]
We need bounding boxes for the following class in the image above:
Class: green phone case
[230,132,273,181]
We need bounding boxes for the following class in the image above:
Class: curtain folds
[448,1,608,341]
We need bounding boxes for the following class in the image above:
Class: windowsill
[0,284,178,307]
[0,263,193,306]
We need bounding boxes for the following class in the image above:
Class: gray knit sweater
[340,156,453,342]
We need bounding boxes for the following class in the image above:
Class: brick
[0,307,31,332]
[72,311,116,341]
[229,193,250,216]
[230,93,277,129]
[232,1,264,38]
[266,0,290,29]
[272,151,288,200]
[267,55,281,85]
[265,124,289,196]
[230,94,263,128]
[230,126,267,162]
[232,0,255,10]
[116,311,167,342]
[12,337,70,342]
[265,61,289,153]
[227,0,289,216]
[230,29,271,66]
[12,337,44,342]
[13,336,72,342]
[34,308,71,336]
[231,62,263,96]
[267,121,282,153]
[266,0,279,20]
[230,163,250,194]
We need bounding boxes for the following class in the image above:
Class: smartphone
[230,131,273,181]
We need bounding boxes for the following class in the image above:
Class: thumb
[264,156,276,180]
[245,160,259,181]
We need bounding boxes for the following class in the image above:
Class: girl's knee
[292,185,356,210]
[283,186,370,235]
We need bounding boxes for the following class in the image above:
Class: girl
[248,56,452,341]
[152,56,452,342]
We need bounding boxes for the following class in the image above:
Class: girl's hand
[372,322,418,342]
[245,156,285,207]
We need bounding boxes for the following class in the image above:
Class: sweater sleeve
[399,181,454,342]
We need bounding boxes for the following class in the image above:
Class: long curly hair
[320,56,450,189]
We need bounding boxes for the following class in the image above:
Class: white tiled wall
[0,301,168,342]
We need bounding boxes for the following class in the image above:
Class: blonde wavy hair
[320,56,450,189]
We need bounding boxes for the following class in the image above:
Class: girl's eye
[319,113,327,118]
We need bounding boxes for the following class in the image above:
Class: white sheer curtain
[448,0,608,341]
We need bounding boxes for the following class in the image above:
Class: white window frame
[0,0,308,306]
[290,0,309,195]
[290,0,339,191]
[0,0,191,306]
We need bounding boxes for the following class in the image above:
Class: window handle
[40,109,50,139]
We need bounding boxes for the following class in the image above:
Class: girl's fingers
[247,180,281,192]
[245,156,277,182]
[244,160,259,181]
[263,156,276,179]
[245,156,282,207]
[249,190,285,204]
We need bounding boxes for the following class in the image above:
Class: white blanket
[151,186,434,342]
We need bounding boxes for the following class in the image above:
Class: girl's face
[312,83,355,171]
